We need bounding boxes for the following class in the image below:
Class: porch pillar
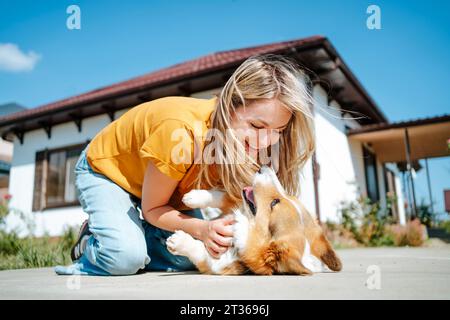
[312,152,321,224]
[425,158,434,216]
[404,128,417,218]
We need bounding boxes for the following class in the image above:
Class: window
[33,143,87,211]
[385,168,399,218]
[363,146,379,202]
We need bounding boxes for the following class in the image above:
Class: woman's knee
[102,244,149,275]
[93,233,150,275]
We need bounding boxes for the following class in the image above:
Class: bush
[333,196,426,247]
[0,193,79,270]
[0,230,21,255]
[0,227,78,271]
[322,222,360,249]
[416,201,436,228]
[0,194,12,225]
[337,197,395,247]
[405,220,427,246]
[439,220,450,234]
[386,223,408,246]
[386,219,426,247]
[59,226,77,252]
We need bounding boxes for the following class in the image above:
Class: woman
[55,54,315,276]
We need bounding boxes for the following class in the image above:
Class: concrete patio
[1,246,449,300]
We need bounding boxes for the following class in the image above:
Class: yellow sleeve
[139,119,195,181]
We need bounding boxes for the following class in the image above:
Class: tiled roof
[348,114,450,135]
[0,103,27,117]
[0,35,325,124]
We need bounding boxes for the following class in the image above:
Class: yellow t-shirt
[86,96,218,210]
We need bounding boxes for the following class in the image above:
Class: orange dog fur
[166,166,342,275]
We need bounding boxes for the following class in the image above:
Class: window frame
[362,145,380,203]
[33,142,88,211]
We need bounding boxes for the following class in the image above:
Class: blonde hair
[195,54,315,202]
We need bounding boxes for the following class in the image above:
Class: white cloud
[0,43,41,72]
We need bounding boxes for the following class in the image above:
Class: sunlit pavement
[1,247,449,300]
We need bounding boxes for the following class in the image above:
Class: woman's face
[229,98,292,157]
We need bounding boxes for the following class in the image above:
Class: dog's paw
[182,190,213,208]
[166,230,193,256]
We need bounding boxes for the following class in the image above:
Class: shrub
[0,195,79,270]
[337,197,395,247]
[386,219,426,247]
[60,226,78,252]
[334,196,428,247]
[322,222,360,249]
[0,194,12,225]
[0,230,21,255]
[386,223,408,246]
[439,220,450,234]
[416,201,436,228]
[0,227,77,270]
[405,219,427,247]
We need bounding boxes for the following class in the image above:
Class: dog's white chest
[233,209,251,252]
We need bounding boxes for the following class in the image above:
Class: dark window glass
[45,145,84,208]
[363,146,379,202]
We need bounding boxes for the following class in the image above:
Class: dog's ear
[295,200,342,272]
[310,233,342,272]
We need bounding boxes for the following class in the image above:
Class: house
[0,103,26,199]
[348,114,450,220]
[0,35,414,236]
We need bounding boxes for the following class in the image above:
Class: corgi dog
[166,166,342,275]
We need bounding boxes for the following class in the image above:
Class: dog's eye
[270,198,280,209]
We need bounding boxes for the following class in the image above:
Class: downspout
[312,152,321,223]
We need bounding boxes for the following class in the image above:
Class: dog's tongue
[243,186,255,205]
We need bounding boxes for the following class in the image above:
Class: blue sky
[0,0,449,215]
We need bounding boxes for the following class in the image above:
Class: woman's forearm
[144,205,207,240]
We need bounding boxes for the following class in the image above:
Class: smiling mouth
[242,186,256,215]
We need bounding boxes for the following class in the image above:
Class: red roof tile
[348,114,450,135]
[0,36,325,124]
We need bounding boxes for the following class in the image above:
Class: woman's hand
[199,216,235,259]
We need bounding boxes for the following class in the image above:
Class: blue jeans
[54,145,202,276]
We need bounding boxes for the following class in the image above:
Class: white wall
[312,86,407,225]
[347,137,367,197]
[5,113,116,237]
[0,138,13,198]
[299,158,316,218]
[0,138,13,162]
[312,86,408,225]
[313,85,365,223]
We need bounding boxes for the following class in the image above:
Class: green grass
[440,220,450,234]
[0,227,77,271]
